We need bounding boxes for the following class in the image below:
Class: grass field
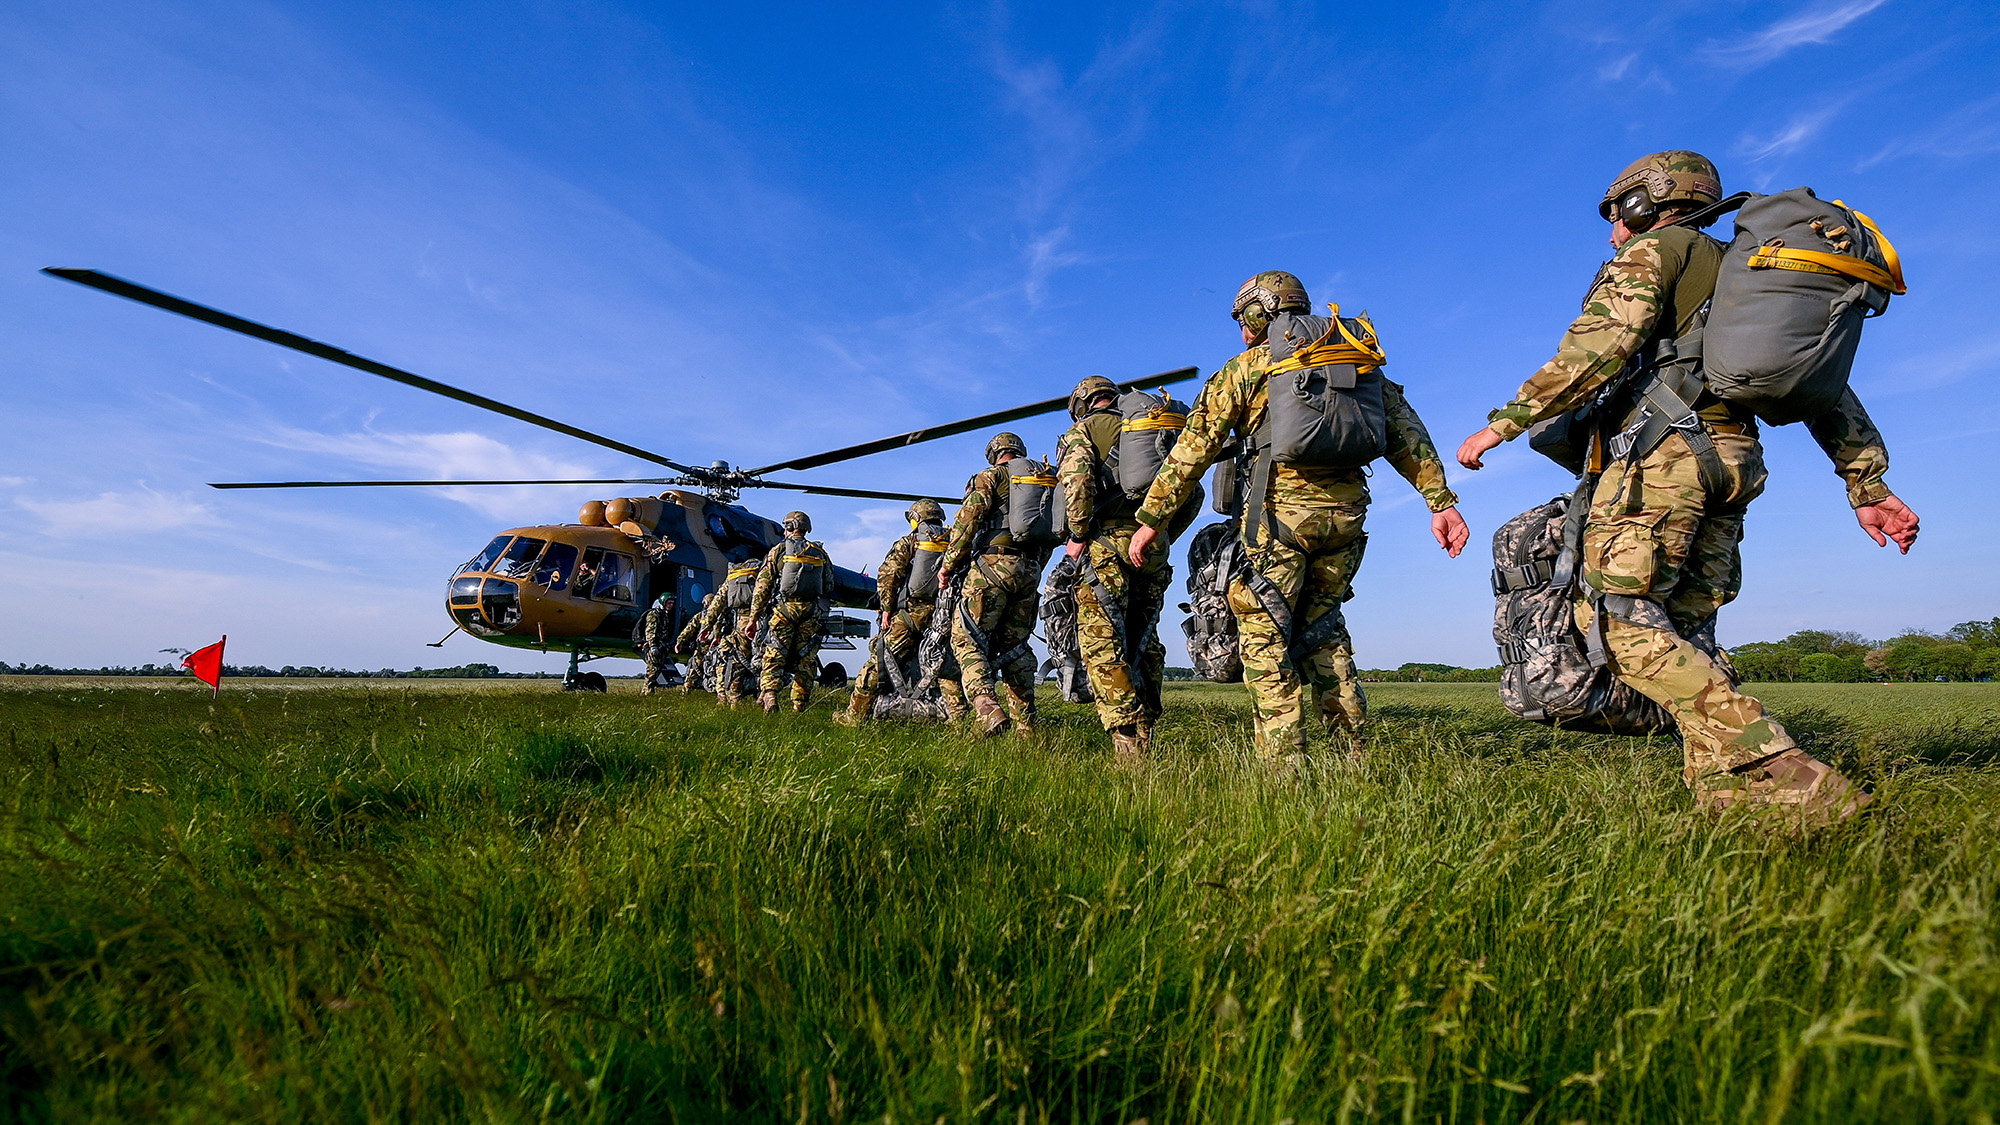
[2,677,1997,1123]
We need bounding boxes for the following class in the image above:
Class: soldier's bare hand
[1064,539,1084,561]
[1456,426,1503,470]
[1857,495,1919,553]
[937,569,952,592]
[1432,507,1470,558]
[1128,525,1158,568]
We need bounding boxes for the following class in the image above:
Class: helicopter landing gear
[817,661,848,689]
[559,648,610,693]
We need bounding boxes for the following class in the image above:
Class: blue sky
[3,0,1995,674]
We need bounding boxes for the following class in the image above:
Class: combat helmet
[781,510,812,534]
[905,498,945,525]
[1067,375,1120,420]
[1231,271,1311,339]
[985,432,1027,464]
[1599,151,1723,228]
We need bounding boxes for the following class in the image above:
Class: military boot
[1003,684,1037,740]
[759,691,780,714]
[1709,748,1873,824]
[969,693,1011,738]
[1110,724,1146,770]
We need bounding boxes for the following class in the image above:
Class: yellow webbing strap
[914,540,946,552]
[1748,203,1907,295]
[1011,474,1059,487]
[726,563,759,580]
[786,553,828,567]
[1265,302,1387,376]
[1122,408,1186,433]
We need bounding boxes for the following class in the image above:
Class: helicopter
[47,268,1198,691]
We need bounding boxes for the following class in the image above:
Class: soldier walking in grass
[706,557,762,707]
[1455,150,1919,821]
[1129,271,1469,771]
[1055,376,1178,765]
[834,499,960,726]
[636,592,677,695]
[674,592,716,693]
[939,433,1056,738]
[744,511,833,713]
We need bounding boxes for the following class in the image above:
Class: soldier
[743,511,833,713]
[833,498,953,727]
[674,592,715,693]
[1455,150,1918,821]
[636,591,677,694]
[705,557,761,707]
[1057,375,1174,764]
[1129,271,1469,770]
[939,432,1054,738]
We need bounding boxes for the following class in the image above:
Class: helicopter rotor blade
[44,268,706,477]
[752,479,960,505]
[742,365,1200,476]
[208,478,683,489]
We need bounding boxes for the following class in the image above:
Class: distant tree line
[1729,619,2000,683]
[1362,663,1503,683]
[0,662,544,679]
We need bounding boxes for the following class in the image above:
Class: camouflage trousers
[761,600,822,707]
[642,647,671,691]
[951,552,1042,722]
[713,623,755,703]
[1226,495,1369,762]
[1075,527,1171,731]
[1579,429,1796,784]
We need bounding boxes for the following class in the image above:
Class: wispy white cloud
[1737,102,1846,161]
[1860,92,2000,168]
[1704,0,1890,68]
[16,486,218,539]
[251,425,609,518]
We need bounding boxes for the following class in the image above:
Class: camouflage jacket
[876,532,916,609]
[1136,348,1459,527]
[941,465,1004,575]
[674,610,704,655]
[747,538,827,622]
[1486,225,1892,507]
[699,588,731,635]
[640,603,674,650]
[1057,411,1138,540]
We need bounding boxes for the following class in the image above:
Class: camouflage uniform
[838,524,964,722]
[674,594,715,693]
[748,540,828,711]
[703,569,757,705]
[1057,409,1172,738]
[942,465,1052,732]
[1137,358,1458,764]
[1483,223,1892,786]
[638,597,677,694]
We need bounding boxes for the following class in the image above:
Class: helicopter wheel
[817,662,848,690]
[565,671,608,693]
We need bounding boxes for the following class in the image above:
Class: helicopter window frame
[460,535,513,576]
[592,551,636,604]
[499,536,547,579]
[533,541,579,591]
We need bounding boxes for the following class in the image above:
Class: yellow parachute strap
[914,539,946,553]
[1749,203,1906,295]
[786,553,828,567]
[1121,404,1187,433]
[1010,473,1059,487]
[1264,302,1387,376]
[726,564,759,580]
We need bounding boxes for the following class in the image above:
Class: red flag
[181,636,225,696]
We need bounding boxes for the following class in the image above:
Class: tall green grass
[2,680,1997,1122]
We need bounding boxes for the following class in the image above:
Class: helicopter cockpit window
[460,535,512,575]
[592,552,636,603]
[499,537,546,579]
[533,542,578,591]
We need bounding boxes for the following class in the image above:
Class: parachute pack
[1265,306,1388,470]
[1004,456,1066,547]
[1704,187,1905,425]
[723,560,760,611]
[1180,521,1243,683]
[898,522,948,609]
[1038,557,1096,704]
[777,539,830,600]
[1106,388,1188,500]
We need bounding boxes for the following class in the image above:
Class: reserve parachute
[1004,456,1066,547]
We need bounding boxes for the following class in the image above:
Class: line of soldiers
[649,150,1920,825]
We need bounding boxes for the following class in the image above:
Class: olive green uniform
[941,466,1053,729]
[1137,354,1458,763]
[674,594,715,693]
[1057,410,1172,733]
[1483,223,1892,785]
[638,599,677,693]
[703,568,757,705]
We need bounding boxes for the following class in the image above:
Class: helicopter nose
[448,575,519,631]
